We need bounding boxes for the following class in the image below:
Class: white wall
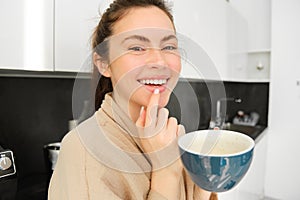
[265,0,300,199]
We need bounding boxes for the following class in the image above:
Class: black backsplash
[0,75,269,199]
[167,79,269,132]
[0,75,91,199]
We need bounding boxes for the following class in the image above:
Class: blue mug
[178,130,255,192]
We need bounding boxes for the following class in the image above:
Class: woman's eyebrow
[121,34,177,44]
[161,34,177,43]
[122,35,150,44]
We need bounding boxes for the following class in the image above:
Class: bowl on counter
[178,130,255,192]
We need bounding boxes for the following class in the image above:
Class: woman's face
[103,6,181,114]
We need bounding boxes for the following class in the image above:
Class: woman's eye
[162,45,177,51]
[128,46,146,52]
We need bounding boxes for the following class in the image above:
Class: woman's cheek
[168,56,181,70]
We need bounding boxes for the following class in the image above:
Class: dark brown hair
[91,0,175,110]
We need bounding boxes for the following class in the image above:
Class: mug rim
[178,129,255,157]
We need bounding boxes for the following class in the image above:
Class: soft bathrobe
[48,94,218,200]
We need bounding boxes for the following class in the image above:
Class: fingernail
[154,88,160,94]
[140,106,144,116]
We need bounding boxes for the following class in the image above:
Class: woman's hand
[135,88,184,169]
[136,89,185,199]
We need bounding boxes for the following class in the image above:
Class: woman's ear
[93,52,111,77]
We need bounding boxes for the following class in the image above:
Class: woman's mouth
[138,78,168,93]
[138,79,167,85]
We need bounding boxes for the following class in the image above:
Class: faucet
[210,97,242,129]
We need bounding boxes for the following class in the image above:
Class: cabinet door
[0,0,54,71]
[173,0,248,81]
[230,0,271,51]
[54,0,100,72]
[229,0,271,80]
[173,0,228,80]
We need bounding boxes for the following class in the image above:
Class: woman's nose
[145,48,167,66]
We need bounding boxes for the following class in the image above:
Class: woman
[48,0,218,199]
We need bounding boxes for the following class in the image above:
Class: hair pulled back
[91,0,174,111]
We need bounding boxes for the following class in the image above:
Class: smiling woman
[48,0,217,199]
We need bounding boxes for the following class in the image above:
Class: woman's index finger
[145,88,160,127]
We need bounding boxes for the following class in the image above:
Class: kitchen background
[0,0,299,199]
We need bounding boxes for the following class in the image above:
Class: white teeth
[139,79,167,85]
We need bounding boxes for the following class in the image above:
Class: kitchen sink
[223,123,266,141]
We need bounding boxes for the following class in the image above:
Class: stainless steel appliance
[0,145,17,200]
[0,149,16,179]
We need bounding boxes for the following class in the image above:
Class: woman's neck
[111,92,140,123]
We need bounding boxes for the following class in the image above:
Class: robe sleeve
[48,130,89,200]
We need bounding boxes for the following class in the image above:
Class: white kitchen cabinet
[0,0,54,71]
[229,0,271,80]
[173,0,248,81]
[173,0,227,80]
[54,0,100,72]
[0,0,267,79]
[229,0,271,52]
[174,0,271,81]
[226,3,248,80]
[218,131,268,200]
